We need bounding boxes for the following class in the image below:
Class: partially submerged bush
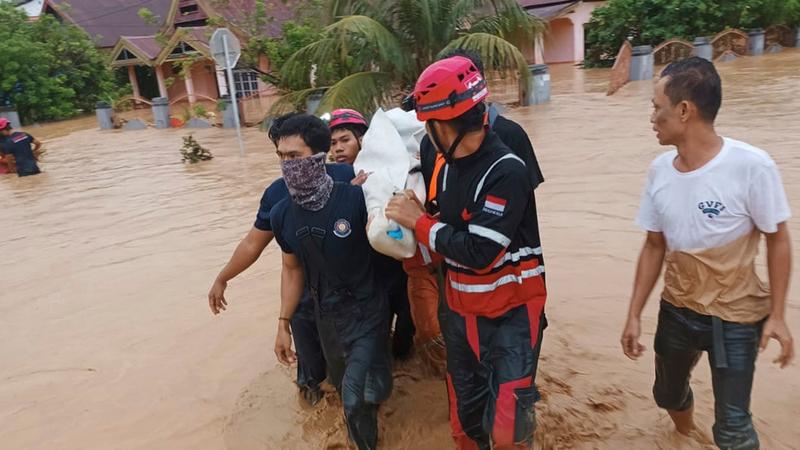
[180,135,213,163]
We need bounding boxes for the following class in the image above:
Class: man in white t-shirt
[621,57,794,449]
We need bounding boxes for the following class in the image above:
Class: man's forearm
[279,266,304,322]
[628,242,666,320]
[767,226,792,320]
[216,231,273,283]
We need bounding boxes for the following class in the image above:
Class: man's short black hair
[440,48,485,76]
[660,57,722,122]
[447,101,486,133]
[268,112,331,154]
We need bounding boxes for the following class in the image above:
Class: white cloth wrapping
[354,108,427,259]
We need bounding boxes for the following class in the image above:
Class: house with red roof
[42,0,295,107]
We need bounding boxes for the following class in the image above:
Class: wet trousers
[290,296,326,393]
[441,299,546,450]
[316,296,393,450]
[387,269,415,358]
[654,300,763,450]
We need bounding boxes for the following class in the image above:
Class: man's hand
[385,190,425,229]
[760,317,794,368]
[208,279,228,315]
[621,317,646,360]
[351,170,371,186]
[275,325,296,365]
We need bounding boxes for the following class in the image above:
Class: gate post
[630,45,654,81]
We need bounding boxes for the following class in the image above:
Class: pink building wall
[542,1,606,64]
[190,63,220,100]
[544,18,576,63]
[163,61,219,103]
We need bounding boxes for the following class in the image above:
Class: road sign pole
[223,34,245,157]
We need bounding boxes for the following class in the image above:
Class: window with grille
[232,70,260,97]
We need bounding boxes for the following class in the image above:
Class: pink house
[519,0,607,64]
[42,0,295,107]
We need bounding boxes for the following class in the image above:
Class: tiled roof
[44,0,173,48]
[124,35,163,59]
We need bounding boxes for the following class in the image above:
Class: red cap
[329,109,367,129]
[413,56,488,121]
[0,118,10,130]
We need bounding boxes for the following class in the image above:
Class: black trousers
[289,296,326,391]
[654,300,763,450]
[315,295,393,450]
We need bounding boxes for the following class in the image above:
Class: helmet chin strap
[429,121,467,164]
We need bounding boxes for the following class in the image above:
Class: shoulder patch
[483,195,507,216]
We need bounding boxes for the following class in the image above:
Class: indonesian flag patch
[483,195,507,216]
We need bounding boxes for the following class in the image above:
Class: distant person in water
[0,118,41,177]
[622,57,794,449]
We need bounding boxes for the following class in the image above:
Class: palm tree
[273,0,544,115]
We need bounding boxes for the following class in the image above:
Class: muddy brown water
[2,51,799,449]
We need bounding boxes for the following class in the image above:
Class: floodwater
[2,50,799,449]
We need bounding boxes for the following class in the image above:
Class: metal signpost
[210,28,245,156]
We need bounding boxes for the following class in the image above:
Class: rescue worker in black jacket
[387,56,547,449]
[270,114,392,450]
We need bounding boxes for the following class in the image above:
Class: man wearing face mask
[207,113,355,407]
[270,114,392,450]
[386,56,547,449]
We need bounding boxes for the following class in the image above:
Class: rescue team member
[207,112,355,406]
[621,58,794,449]
[329,108,367,165]
[0,118,42,177]
[271,114,392,450]
[417,49,545,194]
[328,109,416,359]
[387,56,547,449]
[401,49,546,375]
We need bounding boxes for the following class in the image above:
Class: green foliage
[137,7,160,26]
[273,0,544,117]
[180,104,211,122]
[193,104,209,118]
[262,22,324,74]
[0,4,121,123]
[232,0,327,86]
[585,0,800,67]
[180,135,213,163]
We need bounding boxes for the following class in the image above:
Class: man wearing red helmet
[328,108,369,165]
[387,56,547,449]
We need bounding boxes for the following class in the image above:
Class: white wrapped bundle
[354,108,426,259]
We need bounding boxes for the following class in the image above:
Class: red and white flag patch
[483,195,507,216]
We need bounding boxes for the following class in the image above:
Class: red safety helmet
[329,108,368,130]
[413,56,488,122]
[0,118,10,130]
